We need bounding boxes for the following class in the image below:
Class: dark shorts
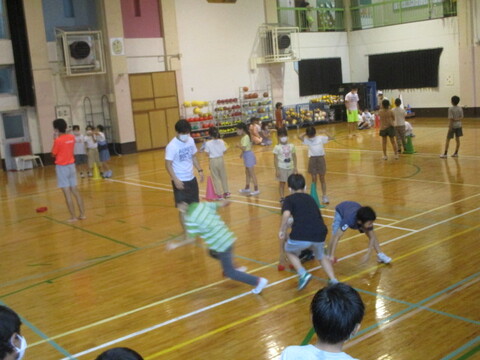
[379,126,395,137]
[308,156,326,175]
[74,154,88,165]
[172,177,199,205]
[447,127,463,139]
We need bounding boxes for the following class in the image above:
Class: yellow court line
[28,263,274,348]
[145,224,480,359]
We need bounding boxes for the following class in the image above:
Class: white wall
[348,18,460,108]
[125,38,166,74]
[175,1,270,102]
[282,32,350,106]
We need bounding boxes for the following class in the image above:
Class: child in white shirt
[72,125,88,177]
[204,127,229,199]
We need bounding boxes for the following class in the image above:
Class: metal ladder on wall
[84,95,120,155]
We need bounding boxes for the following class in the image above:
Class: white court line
[109,178,413,231]
[60,205,480,360]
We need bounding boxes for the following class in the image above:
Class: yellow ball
[193,107,202,114]
[183,101,191,107]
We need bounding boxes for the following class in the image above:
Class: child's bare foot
[67,218,78,223]
[78,215,87,220]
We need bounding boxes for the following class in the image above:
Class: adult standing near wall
[165,119,204,238]
[344,86,359,137]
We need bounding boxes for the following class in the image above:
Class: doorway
[1,109,31,170]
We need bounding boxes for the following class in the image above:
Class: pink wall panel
[121,0,162,38]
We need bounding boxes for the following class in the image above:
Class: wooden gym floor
[0,118,479,360]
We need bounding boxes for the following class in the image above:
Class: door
[1,110,30,170]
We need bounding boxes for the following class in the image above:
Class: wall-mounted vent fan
[253,24,300,67]
[56,29,106,76]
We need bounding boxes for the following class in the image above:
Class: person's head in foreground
[95,347,143,360]
[0,306,26,360]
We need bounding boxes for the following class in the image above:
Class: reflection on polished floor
[0,118,479,360]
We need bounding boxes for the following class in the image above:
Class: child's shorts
[99,148,110,162]
[242,150,256,168]
[277,168,294,182]
[284,239,325,260]
[379,126,395,137]
[56,164,77,188]
[74,154,88,165]
[308,156,326,175]
[447,127,463,139]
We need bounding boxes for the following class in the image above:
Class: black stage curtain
[6,0,35,106]
[299,58,343,96]
[369,48,443,90]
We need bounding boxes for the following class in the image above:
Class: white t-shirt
[84,134,98,149]
[273,143,296,170]
[405,121,413,136]
[204,139,227,159]
[281,345,358,360]
[303,135,328,157]
[392,107,406,126]
[345,92,359,111]
[74,134,86,155]
[362,111,373,124]
[165,136,197,181]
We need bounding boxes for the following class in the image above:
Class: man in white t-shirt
[344,87,359,137]
[165,119,204,235]
[281,282,364,360]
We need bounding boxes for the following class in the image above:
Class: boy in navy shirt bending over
[327,201,392,264]
[278,174,338,290]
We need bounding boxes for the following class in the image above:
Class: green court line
[0,300,76,359]
[0,233,181,299]
[44,216,138,249]
[441,337,480,360]
[299,273,480,347]
[454,343,480,360]
[27,263,52,267]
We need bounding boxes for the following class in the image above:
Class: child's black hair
[275,102,283,109]
[356,206,376,224]
[451,95,460,106]
[395,98,402,107]
[382,99,390,109]
[287,173,305,190]
[236,122,251,139]
[96,124,104,132]
[53,118,67,133]
[311,283,365,344]
[208,126,220,139]
[175,119,192,134]
[277,127,288,137]
[72,125,80,131]
[306,126,316,137]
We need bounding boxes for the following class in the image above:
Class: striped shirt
[185,202,235,252]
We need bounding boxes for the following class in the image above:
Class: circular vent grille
[278,35,291,50]
[69,41,91,60]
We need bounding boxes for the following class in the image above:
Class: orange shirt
[52,134,75,165]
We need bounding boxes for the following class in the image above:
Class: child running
[204,127,230,199]
[72,125,88,178]
[378,99,398,160]
[236,122,260,196]
[440,95,464,158]
[167,200,268,294]
[273,127,297,203]
[298,126,332,204]
[278,174,338,290]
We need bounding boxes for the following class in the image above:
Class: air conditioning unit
[252,24,300,67]
[56,29,106,76]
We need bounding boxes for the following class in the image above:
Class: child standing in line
[84,125,100,177]
[72,125,88,178]
[278,174,338,290]
[95,125,112,178]
[236,122,260,196]
[260,122,272,146]
[167,200,268,294]
[273,127,297,203]
[440,95,464,158]
[298,126,332,204]
[378,99,398,160]
[204,127,230,199]
[392,98,407,154]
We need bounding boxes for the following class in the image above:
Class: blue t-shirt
[335,201,362,232]
[282,192,327,242]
